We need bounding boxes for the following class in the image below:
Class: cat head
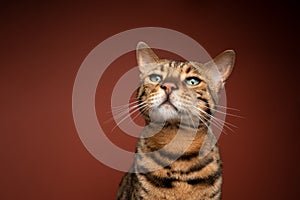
[136,42,235,125]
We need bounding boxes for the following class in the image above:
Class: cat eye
[149,74,162,83]
[185,77,201,86]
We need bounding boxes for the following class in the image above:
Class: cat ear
[206,50,236,82]
[136,42,159,73]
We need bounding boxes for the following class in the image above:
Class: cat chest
[138,178,222,200]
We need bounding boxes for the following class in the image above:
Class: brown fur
[117,42,235,200]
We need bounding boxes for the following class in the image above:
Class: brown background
[1,1,299,200]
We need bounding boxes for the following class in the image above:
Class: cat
[117,42,235,200]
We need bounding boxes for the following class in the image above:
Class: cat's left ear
[136,42,159,73]
[206,50,236,82]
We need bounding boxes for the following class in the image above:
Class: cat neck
[139,121,213,157]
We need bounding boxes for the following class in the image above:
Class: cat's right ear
[136,42,159,73]
[205,50,236,83]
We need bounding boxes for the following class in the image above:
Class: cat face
[136,42,235,124]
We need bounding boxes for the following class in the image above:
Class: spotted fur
[117,42,235,200]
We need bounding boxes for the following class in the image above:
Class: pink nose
[160,82,178,94]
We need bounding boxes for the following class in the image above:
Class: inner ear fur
[206,50,236,82]
[136,42,159,73]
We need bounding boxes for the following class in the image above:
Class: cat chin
[148,106,180,122]
[148,105,200,124]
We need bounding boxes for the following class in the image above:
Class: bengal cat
[117,42,235,200]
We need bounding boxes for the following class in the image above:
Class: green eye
[185,77,201,86]
[149,74,162,83]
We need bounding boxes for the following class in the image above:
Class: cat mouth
[159,100,178,111]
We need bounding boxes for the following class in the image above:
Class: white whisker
[111,105,147,131]
[202,104,244,119]
[112,101,146,113]
[191,105,236,133]
[112,103,146,117]
[213,104,240,111]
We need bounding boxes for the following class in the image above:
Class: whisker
[192,105,231,125]
[112,103,146,116]
[170,95,238,133]
[171,93,236,133]
[111,100,140,109]
[194,113,210,130]
[130,106,149,123]
[105,103,147,125]
[111,101,146,112]
[192,105,236,133]
[202,104,244,119]
[194,111,229,135]
[213,104,240,111]
[114,104,148,120]
[111,106,145,131]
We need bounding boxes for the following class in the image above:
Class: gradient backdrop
[1,1,299,200]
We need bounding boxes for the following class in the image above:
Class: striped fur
[117,42,235,200]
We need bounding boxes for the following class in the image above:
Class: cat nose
[160,82,178,94]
